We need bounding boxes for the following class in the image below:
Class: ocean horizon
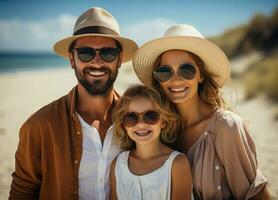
[0,52,69,73]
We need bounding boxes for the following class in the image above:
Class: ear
[198,77,204,83]
[198,70,204,83]
[117,52,123,69]
[69,53,75,69]
[161,119,166,129]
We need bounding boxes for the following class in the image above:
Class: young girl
[110,85,192,200]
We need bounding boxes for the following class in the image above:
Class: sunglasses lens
[100,48,119,62]
[76,47,96,62]
[75,47,119,63]
[123,112,138,127]
[143,110,160,125]
[179,64,196,80]
[154,66,172,82]
[122,110,160,127]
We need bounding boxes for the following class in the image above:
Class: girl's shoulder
[171,151,190,169]
[113,150,130,173]
[161,148,187,165]
[116,150,130,162]
[171,151,191,181]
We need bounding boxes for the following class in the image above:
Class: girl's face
[156,50,203,104]
[123,97,164,146]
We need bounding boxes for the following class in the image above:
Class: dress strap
[167,151,184,200]
[115,151,129,176]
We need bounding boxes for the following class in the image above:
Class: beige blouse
[187,109,267,200]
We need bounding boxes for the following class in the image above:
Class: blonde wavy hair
[152,50,227,110]
[112,84,182,150]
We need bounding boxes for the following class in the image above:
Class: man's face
[69,36,122,96]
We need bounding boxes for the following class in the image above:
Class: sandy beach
[1,60,278,199]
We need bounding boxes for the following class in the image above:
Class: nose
[134,120,147,127]
[90,51,104,65]
[171,69,183,81]
[135,114,148,126]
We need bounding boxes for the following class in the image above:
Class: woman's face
[157,50,202,104]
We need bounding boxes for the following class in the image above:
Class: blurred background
[0,0,277,199]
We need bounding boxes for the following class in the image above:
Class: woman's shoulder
[212,108,246,132]
[215,108,243,121]
[210,108,253,144]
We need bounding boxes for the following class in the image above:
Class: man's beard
[73,62,118,96]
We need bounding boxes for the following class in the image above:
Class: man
[9,7,138,200]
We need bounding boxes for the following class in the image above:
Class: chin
[166,93,189,104]
[170,98,188,104]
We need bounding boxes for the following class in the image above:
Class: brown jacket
[10,87,98,199]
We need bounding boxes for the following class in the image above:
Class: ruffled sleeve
[213,110,267,199]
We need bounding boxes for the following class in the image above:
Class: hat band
[73,26,119,36]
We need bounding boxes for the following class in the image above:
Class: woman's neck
[176,95,212,127]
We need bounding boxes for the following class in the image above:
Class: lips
[88,71,106,76]
[168,86,188,93]
[84,67,109,77]
[134,129,152,137]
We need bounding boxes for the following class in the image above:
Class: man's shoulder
[27,94,69,124]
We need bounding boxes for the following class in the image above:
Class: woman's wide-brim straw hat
[53,7,138,63]
[133,24,230,87]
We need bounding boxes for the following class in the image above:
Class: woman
[132,24,270,200]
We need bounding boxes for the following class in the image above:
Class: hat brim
[133,36,230,87]
[53,34,138,63]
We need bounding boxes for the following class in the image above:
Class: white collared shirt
[77,114,122,200]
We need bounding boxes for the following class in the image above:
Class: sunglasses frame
[73,47,120,63]
[122,110,160,127]
[153,63,197,82]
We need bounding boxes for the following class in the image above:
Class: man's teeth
[170,87,186,92]
[88,71,105,76]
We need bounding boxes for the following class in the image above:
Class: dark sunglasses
[154,63,197,82]
[73,47,120,63]
[122,110,160,127]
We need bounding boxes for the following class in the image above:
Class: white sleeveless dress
[115,150,181,200]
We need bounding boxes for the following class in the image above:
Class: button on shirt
[77,114,122,200]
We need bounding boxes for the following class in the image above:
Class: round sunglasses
[73,47,120,63]
[122,110,160,127]
[154,63,197,82]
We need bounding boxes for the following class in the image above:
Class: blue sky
[0,0,277,52]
